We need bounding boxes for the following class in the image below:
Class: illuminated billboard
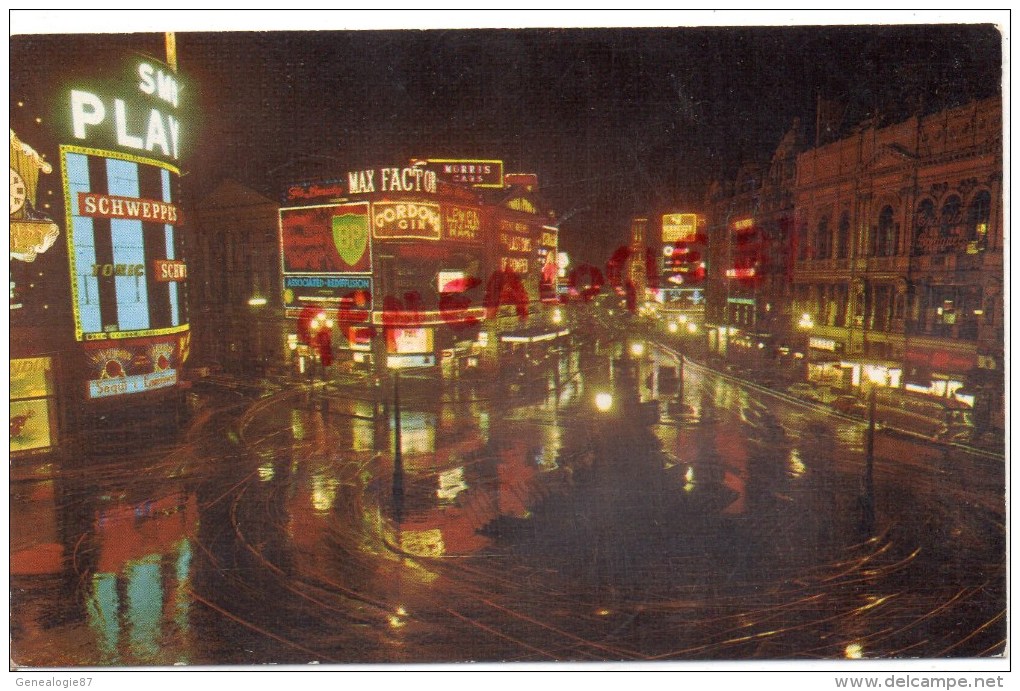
[10,357,58,454]
[61,146,189,343]
[387,326,434,354]
[283,274,372,309]
[83,332,187,400]
[372,201,442,241]
[662,213,701,243]
[280,203,372,274]
[424,159,504,188]
[442,205,482,243]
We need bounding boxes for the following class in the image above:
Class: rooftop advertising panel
[662,213,701,243]
[62,57,185,166]
[424,159,504,189]
[282,274,373,310]
[61,146,189,343]
[279,202,372,274]
[442,204,482,243]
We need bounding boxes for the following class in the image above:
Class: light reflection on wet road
[10,342,1006,665]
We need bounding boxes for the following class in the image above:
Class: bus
[873,388,975,443]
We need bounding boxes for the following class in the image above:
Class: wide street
[10,328,1006,665]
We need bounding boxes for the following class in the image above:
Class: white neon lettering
[114,99,144,149]
[138,63,156,96]
[145,109,170,156]
[70,90,105,139]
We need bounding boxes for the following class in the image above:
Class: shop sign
[372,202,441,240]
[282,274,372,308]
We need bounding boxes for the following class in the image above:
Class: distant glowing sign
[425,159,504,188]
[280,203,371,274]
[372,202,441,240]
[61,146,189,342]
[732,217,754,232]
[283,274,372,308]
[726,267,757,279]
[67,60,183,163]
[809,337,838,351]
[662,213,700,243]
[437,271,466,293]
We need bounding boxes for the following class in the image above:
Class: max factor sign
[68,60,183,162]
[348,166,438,194]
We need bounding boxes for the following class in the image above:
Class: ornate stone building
[792,97,1003,433]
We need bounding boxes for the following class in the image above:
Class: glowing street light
[594,392,614,412]
[629,341,645,357]
[798,312,815,329]
[668,322,679,334]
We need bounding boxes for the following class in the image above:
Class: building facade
[791,97,1003,434]
[188,179,283,377]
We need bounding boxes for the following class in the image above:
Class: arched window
[836,212,850,259]
[913,199,936,255]
[875,205,896,257]
[966,190,992,250]
[815,216,830,260]
[797,222,809,260]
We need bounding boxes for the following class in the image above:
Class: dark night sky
[9,17,1005,267]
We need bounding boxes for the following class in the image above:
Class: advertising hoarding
[10,357,58,454]
[282,274,372,309]
[61,146,189,343]
[424,159,504,188]
[280,203,372,274]
[372,201,442,241]
[387,326,434,354]
[83,332,187,400]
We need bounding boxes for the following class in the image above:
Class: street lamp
[594,391,614,413]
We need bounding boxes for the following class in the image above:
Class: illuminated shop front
[278,160,564,378]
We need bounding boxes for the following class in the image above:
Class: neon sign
[68,60,183,163]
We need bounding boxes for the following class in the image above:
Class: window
[875,205,897,257]
[965,190,991,252]
[815,216,831,260]
[912,199,936,255]
[836,212,850,259]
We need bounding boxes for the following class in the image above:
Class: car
[810,385,841,405]
[832,395,867,417]
[786,383,816,399]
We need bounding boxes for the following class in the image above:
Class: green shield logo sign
[332,213,369,268]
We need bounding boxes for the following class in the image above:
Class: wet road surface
[10,342,1006,665]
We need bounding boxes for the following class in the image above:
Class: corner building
[279,163,563,379]
[792,97,1003,435]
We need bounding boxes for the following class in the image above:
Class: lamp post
[310,311,334,409]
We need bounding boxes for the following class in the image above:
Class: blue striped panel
[106,158,149,331]
[65,153,102,334]
[160,168,180,325]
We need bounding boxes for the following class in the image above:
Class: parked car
[832,395,867,417]
[786,383,816,399]
[810,385,841,405]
